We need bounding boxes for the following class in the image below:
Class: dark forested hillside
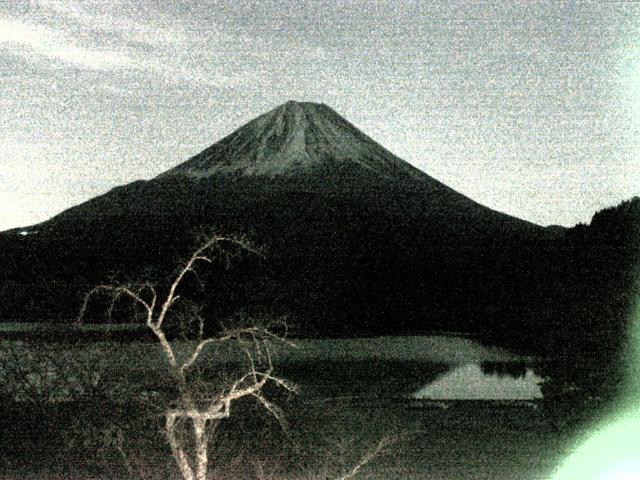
[484,197,640,399]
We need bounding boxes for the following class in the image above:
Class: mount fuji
[0,101,561,337]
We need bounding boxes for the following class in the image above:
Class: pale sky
[1,0,639,230]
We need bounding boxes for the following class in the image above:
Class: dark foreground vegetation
[486,197,640,404]
[0,355,597,480]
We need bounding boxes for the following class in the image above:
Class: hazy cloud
[0,16,134,70]
[39,0,192,49]
[0,2,235,86]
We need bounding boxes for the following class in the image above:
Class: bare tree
[77,235,297,480]
[334,435,396,480]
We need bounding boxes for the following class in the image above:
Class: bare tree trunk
[193,417,209,480]
[166,413,196,480]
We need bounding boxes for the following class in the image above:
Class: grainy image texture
[0,1,639,479]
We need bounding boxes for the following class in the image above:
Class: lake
[0,326,590,479]
[0,327,546,403]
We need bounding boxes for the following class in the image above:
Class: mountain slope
[0,101,561,337]
[160,101,431,180]
[38,101,543,240]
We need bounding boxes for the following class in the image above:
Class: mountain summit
[162,101,427,181]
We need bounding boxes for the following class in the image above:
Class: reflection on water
[412,362,545,400]
[480,361,528,378]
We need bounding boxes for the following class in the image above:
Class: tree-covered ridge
[496,197,640,402]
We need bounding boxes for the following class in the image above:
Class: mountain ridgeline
[0,102,637,363]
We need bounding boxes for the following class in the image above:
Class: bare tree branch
[334,435,396,480]
[77,284,152,325]
[76,234,291,480]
